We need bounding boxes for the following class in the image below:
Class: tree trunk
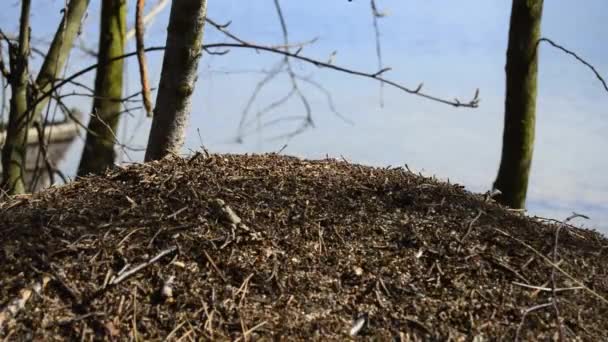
[34,0,90,123]
[1,0,32,194]
[493,0,544,209]
[144,0,208,162]
[77,0,126,176]
[1,0,89,194]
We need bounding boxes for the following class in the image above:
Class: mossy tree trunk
[144,0,208,162]
[493,0,544,209]
[1,0,32,194]
[1,0,89,194]
[78,0,126,176]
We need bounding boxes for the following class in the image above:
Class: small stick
[512,281,583,293]
[135,0,153,116]
[0,276,50,330]
[51,312,105,327]
[234,321,268,342]
[203,250,228,283]
[460,209,483,242]
[110,246,177,285]
[493,228,608,305]
[515,302,553,341]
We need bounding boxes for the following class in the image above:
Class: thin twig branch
[539,37,608,93]
[27,40,479,132]
[515,301,553,341]
[206,17,319,51]
[109,246,177,285]
[370,0,385,107]
[270,0,314,139]
[135,0,153,116]
[75,0,170,58]
[551,223,566,341]
[205,43,480,107]
[126,0,169,41]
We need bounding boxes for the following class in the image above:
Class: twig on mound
[109,246,177,286]
[493,227,608,305]
[511,213,596,341]
[164,320,187,341]
[460,208,483,242]
[51,311,105,327]
[515,301,553,341]
[551,224,566,341]
[234,273,254,308]
[0,276,50,330]
[547,213,586,340]
[234,320,267,342]
[203,250,228,283]
[511,281,583,293]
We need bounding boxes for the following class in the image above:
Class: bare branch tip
[373,67,391,77]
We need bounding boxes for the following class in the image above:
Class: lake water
[2,0,607,234]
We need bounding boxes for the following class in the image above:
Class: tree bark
[1,0,89,194]
[144,0,208,162]
[77,0,126,176]
[34,0,90,122]
[493,0,544,209]
[1,0,32,194]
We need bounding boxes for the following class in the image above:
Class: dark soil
[1,153,607,341]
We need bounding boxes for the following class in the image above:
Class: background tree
[33,0,90,124]
[78,0,126,176]
[1,0,90,193]
[144,0,208,162]
[1,0,477,191]
[1,0,31,194]
[493,0,544,209]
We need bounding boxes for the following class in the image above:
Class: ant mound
[1,153,607,340]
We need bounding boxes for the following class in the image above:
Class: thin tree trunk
[2,0,89,194]
[1,0,32,194]
[144,0,208,162]
[77,0,126,176]
[493,0,544,209]
[34,0,90,122]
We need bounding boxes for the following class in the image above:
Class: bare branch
[294,74,354,125]
[136,0,154,116]
[27,38,479,142]
[206,17,319,51]
[126,0,170,41]
[370,0,385,107]
[0,41,8,123]
[539,37,608,93]
[238,73,355,135]
[235,60,284,141]
[50,98,144,156]
[205,42,480,107]
[270,0,314,139]
[0,36,10,79]
[77,0,170,58]
[53,89,147,103]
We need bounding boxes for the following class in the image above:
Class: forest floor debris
[1,153,607,340]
